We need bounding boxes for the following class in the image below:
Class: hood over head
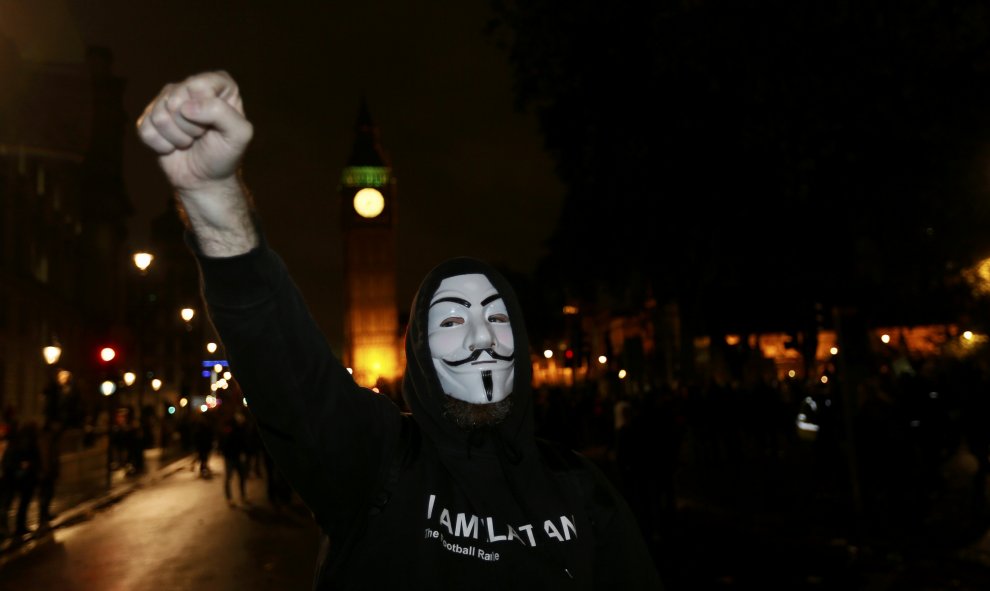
[402,256,534,453]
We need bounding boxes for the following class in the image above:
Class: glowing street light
[597,355,607,365]
[42,345,62,366]
[151,378,162,392]
[132,252,154,273]
[180,308,195,322]
[206,342,218,354]
[100,380,117,396]
[100,347,116,363]
[543,349,553,359]
[123,372,136,386]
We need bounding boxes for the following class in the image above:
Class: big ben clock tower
[339,98,401,388]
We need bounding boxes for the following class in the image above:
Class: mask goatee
[482,370,493,402]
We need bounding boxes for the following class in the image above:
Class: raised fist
[136,71,253,194]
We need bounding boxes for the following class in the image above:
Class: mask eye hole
[439,317,464,328]
[487,314,509,324]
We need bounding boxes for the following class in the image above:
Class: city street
[0,455,321,590]
[4,441,990,589]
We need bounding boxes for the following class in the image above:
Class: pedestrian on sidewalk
[0,405,17,539]
[262,444,293,509]
[36,415,63,530]
[126,413,146,476]
[6,418,40,538]
[218,410,249,505]
[242,412,264,479]
[191,412,214,477]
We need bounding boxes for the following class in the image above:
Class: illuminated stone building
[339,99,403,389]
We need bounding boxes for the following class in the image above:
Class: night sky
[2,0,564,348]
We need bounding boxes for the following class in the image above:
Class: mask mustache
[442,347,514,367]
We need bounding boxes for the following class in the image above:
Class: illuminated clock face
[353,188,385,218]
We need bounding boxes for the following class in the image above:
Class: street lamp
[180,308,195,323]
[123,372,136,387]
[151,378,162,392]
[206,342,218,354]
[42,344,62,366]
[133,252,154,275]
[41,342,65,427]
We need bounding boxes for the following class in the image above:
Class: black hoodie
[193,232,663,590]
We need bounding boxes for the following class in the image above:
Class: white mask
[428,273,515,404]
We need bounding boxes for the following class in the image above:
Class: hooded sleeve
[188,231,403,541]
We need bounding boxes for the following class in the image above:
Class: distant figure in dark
[0,406,18,539]
[109,409,129,470]
[650,385,687,525]
[218,411,249,505]
[262,443,293,509]
[6,419,40,538]
[36,415,63,530]
[957,360,990,523]
[126,414,147,476]
[242,411,264,479]
[191,413,215,477]
[613,397,650,531]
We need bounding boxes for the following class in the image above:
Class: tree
[489,0,990,346]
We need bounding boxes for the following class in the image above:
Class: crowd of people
[171,403,294,509]
[524,347,990,558]
[0,371,79,542]
[0,377,299,546]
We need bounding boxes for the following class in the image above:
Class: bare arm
[136,70,257,257]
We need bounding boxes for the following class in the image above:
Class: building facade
[0,38,131,423]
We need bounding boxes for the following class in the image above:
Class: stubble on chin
[441,394,512,429]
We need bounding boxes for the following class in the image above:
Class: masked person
[137,70,663,590]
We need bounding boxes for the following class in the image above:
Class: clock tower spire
[339,97,401,389]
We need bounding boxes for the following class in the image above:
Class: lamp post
[178,308,198,412]
[101,377,117,489]
[42,342,62,426]
[132,252,155,421]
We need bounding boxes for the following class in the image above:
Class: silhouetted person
[191,413,214,477]
[7,419,40,538]
[0,406,17,539]
[127,415,147,476]
[218,411,249,505]
[262,443,293,509]
[242,411,264,478]
[36,417,63,530]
